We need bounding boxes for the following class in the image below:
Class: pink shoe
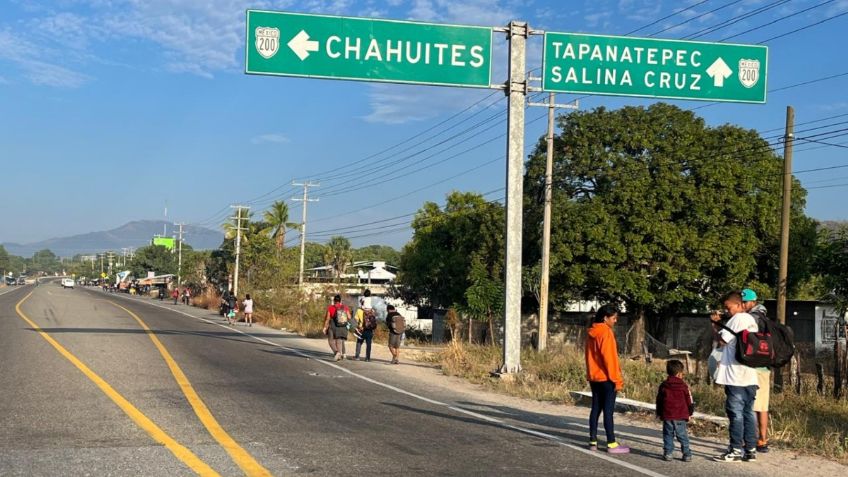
[607,445,631,454]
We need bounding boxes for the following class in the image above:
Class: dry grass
[428,341,848,463]
[191,288,221,311]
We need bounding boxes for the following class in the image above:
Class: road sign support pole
[500,21,528,376]
[777,106,794,326]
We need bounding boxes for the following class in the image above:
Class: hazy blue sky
[2,0,847,250]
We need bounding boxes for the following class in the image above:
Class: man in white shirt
[711,291,759,463]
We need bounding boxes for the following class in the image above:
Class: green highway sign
[543,32,768,103]
[245,10,493,88]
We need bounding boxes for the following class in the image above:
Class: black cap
[333,294,341,302]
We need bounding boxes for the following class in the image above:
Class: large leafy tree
[262,200,298,254]
[129,245,177,278]
[523,103,808,348]
[353,245,401,265]
[816,225,848,313]
[31,249,61,274]
[0,245,11,275]
[400,191,505,340]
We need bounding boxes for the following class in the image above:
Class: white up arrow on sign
[288,30,319,61]
[706,57,732,87]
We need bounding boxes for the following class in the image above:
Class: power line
[649,0,745,37]
[759,8,848,43]
[625,0,712,35]
[719,0,836,42]
[685,0,791,40]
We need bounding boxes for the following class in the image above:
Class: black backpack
[749,307,796,368]
[717,321,774,368]
[762,319,796,368]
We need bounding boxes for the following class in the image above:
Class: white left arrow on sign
[288,30,319,61]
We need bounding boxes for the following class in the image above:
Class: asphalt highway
[0,283,780,476]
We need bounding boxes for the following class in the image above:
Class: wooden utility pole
[230,205,249,297]
[777,106,794,326]
[526,93,578,352]
[292,181,319,290]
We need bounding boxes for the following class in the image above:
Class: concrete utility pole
[175,223,184,289]
[527,92,578,351]
[500,20,528,375]
[230,205,249,297]
[777,106,794,325]
[107,251,113,276]
[292,181,319,290]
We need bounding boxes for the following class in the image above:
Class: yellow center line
[14,291,221,477]
[110,302,274,477]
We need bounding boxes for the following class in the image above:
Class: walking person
[355,297,378,361]
[243,294,254,327]
[711,291,760,462]
[385,304,404,365]
[171,287,179,305]
[227,293,238,325]
[656,360,694,462]
[742,288,771,453]
[585,304,630,454]
[323,295,350,361]
[182,287,191,306]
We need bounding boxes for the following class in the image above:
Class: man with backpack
[385,304,405,365]
[354,292,378,362]
[742,288,771,454]
[323,295,350,361]
[711,291,759,463]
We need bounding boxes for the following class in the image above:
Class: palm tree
[222,208,254,241]
[323,236,353,283]
[262,200,298,253]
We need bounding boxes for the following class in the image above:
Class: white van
[61,278,75,289]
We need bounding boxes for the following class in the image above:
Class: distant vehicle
[17,277,26,285]
[61,278,75,289]
[4,276,16,286]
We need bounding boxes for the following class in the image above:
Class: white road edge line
[105,292,667,477]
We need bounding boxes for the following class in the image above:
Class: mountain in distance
[2,220,224,257]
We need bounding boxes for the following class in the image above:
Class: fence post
[792,354,801,394]
[835,322,843,399]
[816,363,824,395]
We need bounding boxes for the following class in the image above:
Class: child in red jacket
[656,360,695,461]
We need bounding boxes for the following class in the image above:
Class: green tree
[816,225,848,313]
[522,103,806,349]
[129,245,177,278]
[304,242,327,270]
[324,236,353,283]
[400,191,505,341]
[31,249,60,274]
[0,245,10,276]
[352,245,401,265]
[262,200,298,254]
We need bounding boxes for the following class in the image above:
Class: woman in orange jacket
[585,304,630,454]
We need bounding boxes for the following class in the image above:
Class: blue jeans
[589,381,617,443]
[725,385,758,451]
[355,329,373,360]
[662,420,691,456]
